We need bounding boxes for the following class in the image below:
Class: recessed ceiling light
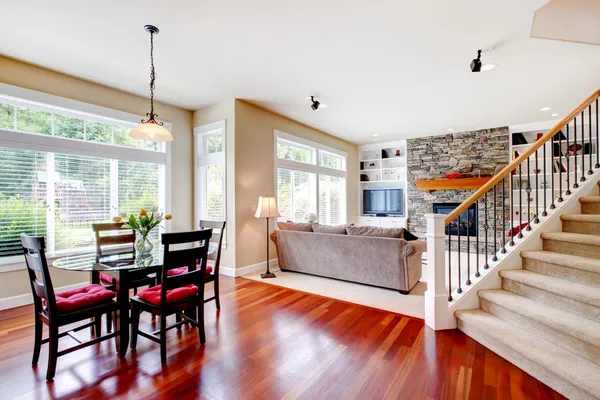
[480,64,497,71]
[373,138,377,141]
[448,128,454,132]
[540,107,551,112]
[551,113,558,117]
[372,134,379,137]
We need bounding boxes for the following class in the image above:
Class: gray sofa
[273,230,425,294]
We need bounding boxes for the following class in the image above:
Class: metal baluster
[448,231,452,301]
[589,105,594,175]
[565,124,571,197]
[492,184,498,261]
[580,111,586,183]
[574,117,579,189]
[484,192,490,268]
[542,141,548,216]
[518,165,523,239]
[501,177,507,253]
[457,214,462,294]
[590,99,600,168]
[466,210,471,286]
[526,157,532,231]
[475,201,480,277]
[534,149,540,224]
[509,174,515,246]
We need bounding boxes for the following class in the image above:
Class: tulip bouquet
[112,207,172,257]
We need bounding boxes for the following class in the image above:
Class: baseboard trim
[0,282,89,311]
[219,258,279,277]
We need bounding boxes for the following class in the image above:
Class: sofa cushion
[346,225,404,238]
[311,224,353,235]
[277,221,313,232]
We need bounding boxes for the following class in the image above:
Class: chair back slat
[21,236,57,316]
[161,229,212,306]
[199,220,226,273]
[92,222,135,262]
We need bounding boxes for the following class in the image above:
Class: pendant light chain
[142,27,163,126]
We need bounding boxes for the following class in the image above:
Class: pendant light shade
[130,120,173,142]
[130,25,173,143]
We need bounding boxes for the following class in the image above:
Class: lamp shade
[129,120,173,142]
[254,196,281,218]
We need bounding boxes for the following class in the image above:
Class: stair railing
[425,89,600,330]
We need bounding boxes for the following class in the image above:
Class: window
[0,86,169,260]
[195,121,226,225]
[275,131,347,224]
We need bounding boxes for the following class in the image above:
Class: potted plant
[112,207,172,258]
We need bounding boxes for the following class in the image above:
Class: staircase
[456,181,600,400]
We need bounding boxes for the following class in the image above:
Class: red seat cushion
[137,284,199,305]
[50,284,116,313]
[167,265,213,276]
[99,272,116,285]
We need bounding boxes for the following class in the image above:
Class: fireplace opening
[433,202,478,237]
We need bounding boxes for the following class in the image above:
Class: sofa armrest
[270,230,278,246]
[405,240,426,257]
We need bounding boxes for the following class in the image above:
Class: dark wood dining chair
[22,235,119,381]
[199,220,226,309]
[92,222,156,332]
[130,229,213,365]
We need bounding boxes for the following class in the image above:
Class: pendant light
[129,25,173,142]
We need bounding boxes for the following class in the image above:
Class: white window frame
[0,83,172,271]
[194,121,227,247]
[274,130,347,224]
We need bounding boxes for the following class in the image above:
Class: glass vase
[135,232,153,258]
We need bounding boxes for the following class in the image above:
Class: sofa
[271,224,426,294]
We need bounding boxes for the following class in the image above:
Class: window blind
[0,146,48,258]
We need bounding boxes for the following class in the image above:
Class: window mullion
[110,159,119,216]
[46,152,55,255]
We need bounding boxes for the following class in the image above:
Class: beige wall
[233,100,358,269]
[0,56,194,299]
[192,100,236,270]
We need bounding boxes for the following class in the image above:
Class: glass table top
[52,250,162,272]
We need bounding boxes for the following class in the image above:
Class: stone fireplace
[433,202,478,237]
[406,127,509,252]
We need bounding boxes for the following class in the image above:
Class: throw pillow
[346,226,404,238]
[277,221,313,232]
[401,228,419,241]
[311,223,353,235]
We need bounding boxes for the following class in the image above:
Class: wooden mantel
[414,177,492,193]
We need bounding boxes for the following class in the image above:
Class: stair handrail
[444,89,600,226]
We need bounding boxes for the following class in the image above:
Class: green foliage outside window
[0,103,13,129]
[54,114,84,140]
[16,107,52,135]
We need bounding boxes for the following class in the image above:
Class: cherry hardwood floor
[0,277,565,400]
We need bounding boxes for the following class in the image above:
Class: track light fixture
[470,49,496,73]
[307,96,327,111]
[470,50,482,72]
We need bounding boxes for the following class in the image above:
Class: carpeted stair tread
[500,269,600,307]
[478,289,600,346]
[579,196,600,203]
[521,250,600,275]
[456,309,600,399]
[561,214,600,223]
[540,231,600,246]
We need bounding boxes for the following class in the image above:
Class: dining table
[52,242,218,357]
[53,250,163,357]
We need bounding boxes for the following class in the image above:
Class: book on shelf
[553,160,567,173]
[512,133,528,145]
[552,130,567,141]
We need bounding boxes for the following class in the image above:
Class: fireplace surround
[433,202,478,237]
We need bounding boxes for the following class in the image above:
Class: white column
[424,213,454,330]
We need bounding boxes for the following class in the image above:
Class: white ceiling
[1,0,600,144]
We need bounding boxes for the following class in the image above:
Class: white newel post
[424,214,454,330]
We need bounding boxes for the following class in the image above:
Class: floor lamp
[254,196,280,279]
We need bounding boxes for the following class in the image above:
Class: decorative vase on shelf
[135,232,154,258]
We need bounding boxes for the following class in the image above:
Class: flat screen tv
[363,188,404,216]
